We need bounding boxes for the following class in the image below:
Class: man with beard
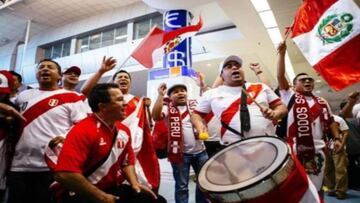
[7,59,89,203]
[81,57,161,196]
[191,55,287,146]
[276,41,341,194]
[62,66,81,91]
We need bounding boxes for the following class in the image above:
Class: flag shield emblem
[317,13,353,44]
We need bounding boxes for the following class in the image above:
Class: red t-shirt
[55,114,135,188]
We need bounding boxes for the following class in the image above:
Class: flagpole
[107,54,132,82]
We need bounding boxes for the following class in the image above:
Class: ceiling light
[267,27,283,44]
[259,10,277,28]
[285,53,296,81]
[207,63,211,67]
[250,0,270,12]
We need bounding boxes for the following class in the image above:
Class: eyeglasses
[298,77,314,83]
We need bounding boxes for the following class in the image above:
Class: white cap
[218,55,243,75]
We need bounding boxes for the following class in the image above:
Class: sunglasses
[298,77,314,83]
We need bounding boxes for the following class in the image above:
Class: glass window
[115,26,127,44]
[134,20,150,39]
[102,29,114,47]
[44,46,52,59]
[52,43,62,59]
[79,36,89,52]
[134,15,163,40]
[62,41,70,57]
[89,33,101,50]
[151,15,163,29]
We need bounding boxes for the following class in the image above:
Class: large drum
[198,136,305,203]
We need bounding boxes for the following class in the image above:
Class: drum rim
[198,135,290,193]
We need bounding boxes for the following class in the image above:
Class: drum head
[198,136,289,193]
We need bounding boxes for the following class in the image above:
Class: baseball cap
[0,70,15,94]
[63,66,81,76]
[218,55,243,75]
[167,84,187,96]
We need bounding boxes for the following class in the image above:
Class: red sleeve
[55,122,94,173]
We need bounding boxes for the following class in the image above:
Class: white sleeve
[194,90,212,114]
[352,103,360,119]
[279,89,295,105]
[338,117,349,131]
[263,84,281,105]
[68,100,89,123]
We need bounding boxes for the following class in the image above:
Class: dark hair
[88,83,119,112]
[112,70,131,81]
[340,101,347,109]
[292,72,308,85]
[9,71,22,84]
[37,59,62,75]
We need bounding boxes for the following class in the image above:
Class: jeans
[171,150,208,203]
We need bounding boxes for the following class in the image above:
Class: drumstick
[241,87,264,111]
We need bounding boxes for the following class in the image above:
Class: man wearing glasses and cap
[276,41,341,194]
[191,55,287,147]
[62,66,81,91]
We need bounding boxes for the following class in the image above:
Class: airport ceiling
[1,0,359,109]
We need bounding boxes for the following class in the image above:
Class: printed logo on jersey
[48,99,59,107]
[99,137,107,146]
[116,138,125,148]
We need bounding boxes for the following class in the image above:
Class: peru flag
[291,0,360,91]
[131,17,203,68]
[121,97,160,189]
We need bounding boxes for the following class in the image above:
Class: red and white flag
[131,17,203,68]
[291,0,360,91]
[121,97,160,189]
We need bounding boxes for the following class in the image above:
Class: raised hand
[158,83,167,96]
[277,41,287,55]
[99,56,117,74]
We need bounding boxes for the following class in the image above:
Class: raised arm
[151,83,167,121]
[249,63,272,88]
[276,41,290,90]
[81,56,117,96]
[340,92,359,118]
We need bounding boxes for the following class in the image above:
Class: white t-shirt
[12,88,89,171]
[280,89,333,151]
[333,115,349,132]
[352,103,360,124]
[162,104,205,154]
[195,83,280,145]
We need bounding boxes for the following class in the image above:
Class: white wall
[0,41,18,70]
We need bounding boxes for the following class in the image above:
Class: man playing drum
[191,55,287,146]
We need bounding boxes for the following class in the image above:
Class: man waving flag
[291,0,360,91]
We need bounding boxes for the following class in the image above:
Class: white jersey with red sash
[121,95,160,189]
[12,88,88,171]
[194,83,280,145]
[280,89,333,191]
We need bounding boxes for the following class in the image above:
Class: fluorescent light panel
[250,0,271,12]
[259,10,277,28]
[266,27,282,44]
